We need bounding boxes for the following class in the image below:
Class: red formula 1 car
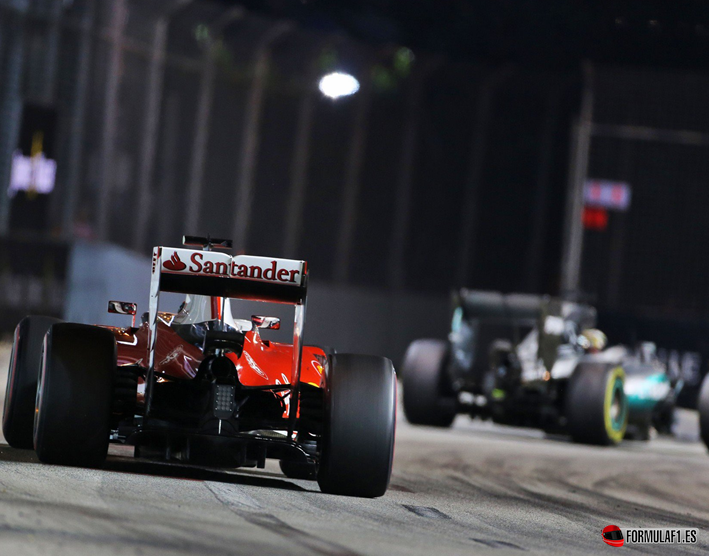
[3,236,396,497]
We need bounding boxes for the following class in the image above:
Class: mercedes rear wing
[455,290,597,330]
[145,244,309,432]
[455,289,544,324]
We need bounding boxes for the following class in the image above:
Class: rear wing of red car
[151,246,307,303]
[145,245,309,429]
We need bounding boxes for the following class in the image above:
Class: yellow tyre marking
[604,366,627,444]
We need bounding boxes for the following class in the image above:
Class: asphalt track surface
[0,345,708,556]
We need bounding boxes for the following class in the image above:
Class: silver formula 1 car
[402,290,676,445]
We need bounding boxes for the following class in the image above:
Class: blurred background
[1,0,709,404]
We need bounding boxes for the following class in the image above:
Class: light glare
[318,72,360,99]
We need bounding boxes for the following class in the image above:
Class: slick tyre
[698,373,709,450]
[402,339,456,427]
[566,363,628,446]
[34,323,116,467]
[318,354,396,498]
[3,316,61,449]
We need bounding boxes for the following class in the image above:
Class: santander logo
[163,252,187,271]
[160,249,304,285]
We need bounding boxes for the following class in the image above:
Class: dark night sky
[221,0,709,71]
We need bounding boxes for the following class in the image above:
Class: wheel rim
[3,342,16,423]
[33,340,46,443]
[604,367,628,443]
[609,389,622,423]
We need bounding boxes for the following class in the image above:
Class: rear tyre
[34,323,116,467]
[698,373,709,450]
[402,339,456,427]
[566,362,628,445]
[317,354,396,498]
[3,316,61,449]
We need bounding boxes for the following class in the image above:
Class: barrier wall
[0,236,69,333]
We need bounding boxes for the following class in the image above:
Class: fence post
[184,7,243,236]
[156,93,180,244]
[283,55,319,259]
[95,0,127,241]
[525,81,563,292]
[36,0,64,105]
[132,16,168,252]
[184,38,217,236]
[134,1,193,252]
[59,0,94,238]
[456,67,512,287]
[561,62,594,299]
[388,61,434,289]
[334,71,372,283]
[232,22,292,252]
[0,0,30,236]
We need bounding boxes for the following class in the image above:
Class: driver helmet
[174,294,250,332]
[639,341,657,363]
[580,329,607,352]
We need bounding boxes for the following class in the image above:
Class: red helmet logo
[163,252,187,271]
[602,525,624,547]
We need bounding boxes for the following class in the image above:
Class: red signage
[582,207,608,230]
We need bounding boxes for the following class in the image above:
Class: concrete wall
[64,242,452,366]
[64,241,153,325]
